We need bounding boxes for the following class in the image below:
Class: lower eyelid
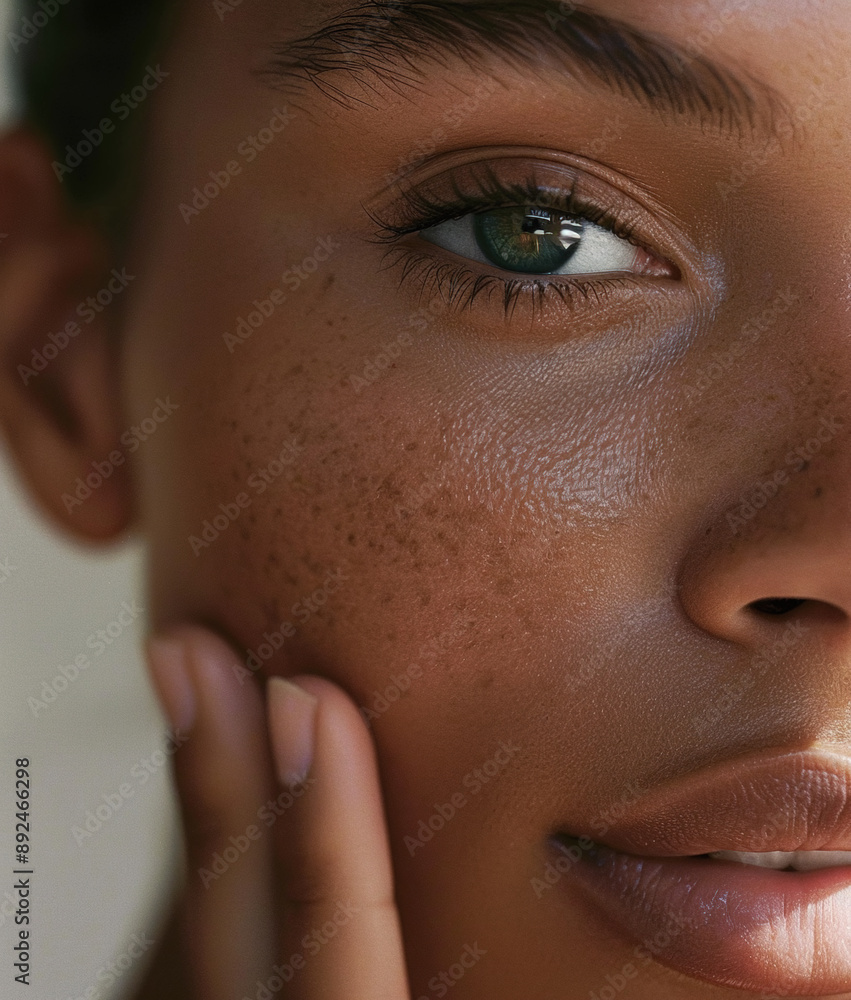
[379,243,647,322]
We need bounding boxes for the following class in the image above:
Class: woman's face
[120,0,851,995]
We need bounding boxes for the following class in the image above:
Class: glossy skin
[2,0,851,996]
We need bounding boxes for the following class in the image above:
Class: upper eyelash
[365,162,642,247]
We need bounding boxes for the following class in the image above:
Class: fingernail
[146,635,197,734]
[267,677,318,788]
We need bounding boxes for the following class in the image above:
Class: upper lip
[577,750,851,856]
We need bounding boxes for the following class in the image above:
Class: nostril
[749,597,807,616]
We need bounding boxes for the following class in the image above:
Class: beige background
[0,4,180,997]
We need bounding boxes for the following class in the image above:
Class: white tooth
[788,851,851,872]
[710,851,795,869]
[710,850,851,871]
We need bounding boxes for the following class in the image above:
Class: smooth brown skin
[1,0,851,996]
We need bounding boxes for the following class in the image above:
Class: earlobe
[0,127,134,543]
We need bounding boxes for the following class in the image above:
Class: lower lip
[553,837,851,995]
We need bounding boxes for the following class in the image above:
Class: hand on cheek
[145,625,411,999]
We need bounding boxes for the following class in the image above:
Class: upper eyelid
[363,146,705,263]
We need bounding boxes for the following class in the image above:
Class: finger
[146,626,278,1000]
[267,675,411,1000]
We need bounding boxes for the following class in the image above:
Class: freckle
[311,504,322,517]
[420,592,431,606]
[287,364,304,378]
[814,487,823,498]
[242,434,252,445]
[405,442,418,451]
[249,513,256,525]
[347,533,356,545]
[322,273,335,292]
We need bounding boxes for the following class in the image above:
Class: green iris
[474,207,584,274]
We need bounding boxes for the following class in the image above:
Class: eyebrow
[260,0,786,136]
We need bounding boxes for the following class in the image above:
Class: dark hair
[15,0,171,227]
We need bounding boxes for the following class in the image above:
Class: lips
[594,749,851,856]
[553,750,851,995]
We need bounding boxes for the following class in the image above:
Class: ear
[0,128,134,543]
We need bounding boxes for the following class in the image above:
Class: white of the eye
[421,214,638,275]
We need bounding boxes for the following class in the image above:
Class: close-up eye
[421,206,643,276]
[368,156,684,319]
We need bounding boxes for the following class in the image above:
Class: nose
[678,402,851,648]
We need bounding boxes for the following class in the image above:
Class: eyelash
[367,166,655,317]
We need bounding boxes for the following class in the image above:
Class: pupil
[475,207,583,274]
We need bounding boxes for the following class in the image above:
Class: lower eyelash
[380,244,637,319]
